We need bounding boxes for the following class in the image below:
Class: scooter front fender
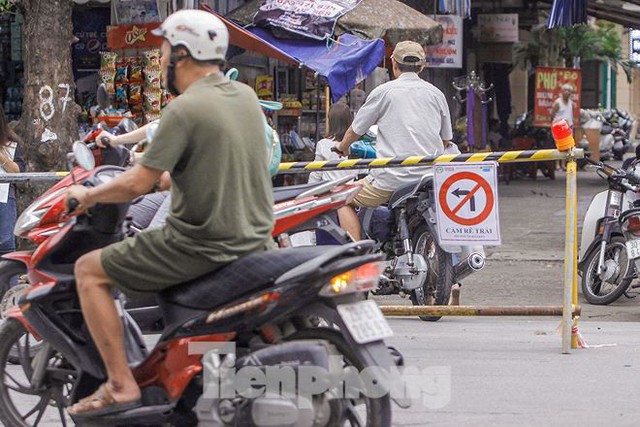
[580,191,608,263]
[3,306,42,341]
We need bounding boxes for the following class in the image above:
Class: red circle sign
[438,171,494,226]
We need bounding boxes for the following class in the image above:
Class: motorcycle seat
[273,182,323,203]
[388,175,433,209]
[158,246,330,311]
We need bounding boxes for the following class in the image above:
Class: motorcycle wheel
[0,259,26,299]
[581,236,633,305]
[286,327,391,427]
[0,260,42,364]
[0,319,77,427]
[409,226,454,322]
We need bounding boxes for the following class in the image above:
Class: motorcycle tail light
[320,262,384,297]
[623,215,640,237]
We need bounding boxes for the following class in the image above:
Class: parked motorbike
[0,142,399,426]
[611,127,632,161]
[577,107,635,166]
[579,157,640,304]
[576,131,614,166]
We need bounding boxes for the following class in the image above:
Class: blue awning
[204,6,385,103]
[246,27,385,103]
[547,0,587,28]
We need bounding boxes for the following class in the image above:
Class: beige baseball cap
[392,41,426,65]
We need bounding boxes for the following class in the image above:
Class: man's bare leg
[69,249,140,412]
[337,206,362,241]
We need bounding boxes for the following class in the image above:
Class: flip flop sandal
[68,383,141,418]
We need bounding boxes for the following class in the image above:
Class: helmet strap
[167,51,190,97]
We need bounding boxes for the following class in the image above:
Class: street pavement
[380,157,640,426]
[7,157,640,426]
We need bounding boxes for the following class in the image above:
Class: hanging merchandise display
[94,23,171,126]
[438,0,471,19]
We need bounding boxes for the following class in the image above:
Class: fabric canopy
[228,0,443,46]
[247,27,385,102]
[210,8,299,65]
[205,7,385,103]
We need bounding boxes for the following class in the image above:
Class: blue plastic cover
[248,27,385,103]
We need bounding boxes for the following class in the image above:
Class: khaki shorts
[101,226,229,298]
[352,178,394,208]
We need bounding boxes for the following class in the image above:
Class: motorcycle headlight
[14,187,67,237]
[14,207,48,237]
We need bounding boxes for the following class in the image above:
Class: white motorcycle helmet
[152,9,229,61]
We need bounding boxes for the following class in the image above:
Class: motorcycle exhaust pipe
[453,252,485,283]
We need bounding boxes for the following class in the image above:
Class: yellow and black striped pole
[0,171,70,184]
[278,148,583,173]
[0,149,584,183]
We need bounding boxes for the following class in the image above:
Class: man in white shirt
[551,83,575,168]
[551,83,575,127]
[334,40,454,239]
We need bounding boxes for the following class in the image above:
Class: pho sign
[533,67,582,127]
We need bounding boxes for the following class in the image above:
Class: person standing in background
[551,84,575,127]
[551,84,575,169]
[0,107,26,256]
[308,103,357,185]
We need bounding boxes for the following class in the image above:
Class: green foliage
[514,19,634,83]
[513,24,564,70]
[0,0,16,14]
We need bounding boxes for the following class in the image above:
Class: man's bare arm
[335,126,362,155]
[66,164,164,211]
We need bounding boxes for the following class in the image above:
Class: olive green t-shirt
[139,73,274,262]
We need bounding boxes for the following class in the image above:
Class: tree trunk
[13,0,80,248]
[17,0,80,172]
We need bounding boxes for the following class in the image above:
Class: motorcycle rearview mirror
[72,141,96,171]
[225,67,239,81]
[145,120,160,144]
[96,84,110,113]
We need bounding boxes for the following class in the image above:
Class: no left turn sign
[434,162,501,245]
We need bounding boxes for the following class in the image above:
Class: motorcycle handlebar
[67,198,80,215]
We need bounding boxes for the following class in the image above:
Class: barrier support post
[562,150,579,354]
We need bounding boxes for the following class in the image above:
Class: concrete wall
[510,66,529,120]
[616,30,640,121]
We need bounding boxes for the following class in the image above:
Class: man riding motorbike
[64,10,274,417]
[333,40,456,240]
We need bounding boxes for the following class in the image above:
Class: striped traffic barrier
[277,148,584,173]
[0,148,584,183]
[0,171,69,184]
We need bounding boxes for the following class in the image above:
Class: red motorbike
[0,144,359,332]
[0,142,398,426]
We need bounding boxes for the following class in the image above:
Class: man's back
[140,73,274,262]
[352,73,453,190]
